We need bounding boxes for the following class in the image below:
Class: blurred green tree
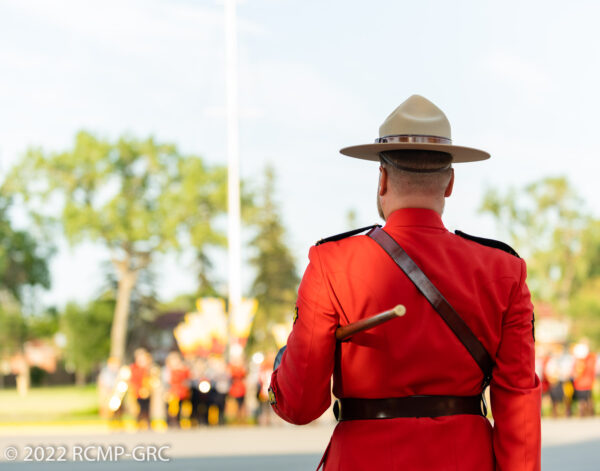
[568,278,600,345]
[480,176,600,345]
[0,197,51,303]
[61,299,114,385]
[0,197,51,391]
[247,166,300,353]
[27,307,60,340]
[98,261,160,358]
[4,131,227,363]
[0,297,27,366]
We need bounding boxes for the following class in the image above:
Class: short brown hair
[379,150,453,195]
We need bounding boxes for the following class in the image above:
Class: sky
[1,0,599,308]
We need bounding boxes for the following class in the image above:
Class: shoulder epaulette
[316,224,381,246]
[455,230,520,258]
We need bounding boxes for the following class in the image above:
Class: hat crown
[378,95,451,139]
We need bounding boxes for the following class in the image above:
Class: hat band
[375,135,452,144]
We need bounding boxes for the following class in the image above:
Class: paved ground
[1,418,599,470]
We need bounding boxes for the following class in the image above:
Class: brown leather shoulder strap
[368,227,493,387]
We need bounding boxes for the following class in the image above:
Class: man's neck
[384,196,445,219]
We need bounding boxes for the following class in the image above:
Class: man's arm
[491,259,541,471]
[269,245,338,425]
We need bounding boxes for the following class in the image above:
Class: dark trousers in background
[137,397,150,425]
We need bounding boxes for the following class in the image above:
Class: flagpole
[225,0,241,362]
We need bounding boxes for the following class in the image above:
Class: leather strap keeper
[335,395,484,421]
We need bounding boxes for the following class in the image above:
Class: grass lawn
[0,384,101,424]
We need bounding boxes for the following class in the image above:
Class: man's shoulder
[453,230,520,259]
[315,224,381,247]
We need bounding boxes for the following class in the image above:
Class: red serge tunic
[168,366,191,401]
[129,363,151,400]
[270,208,541,471]
[573,354,597,392]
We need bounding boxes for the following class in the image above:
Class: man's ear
[444,169,454,197]
[379,166,388,196]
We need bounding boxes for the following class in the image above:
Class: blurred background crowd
[97,348,277,430]
[538,339,598,418]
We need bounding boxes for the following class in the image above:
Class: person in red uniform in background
[269,95,541,471]
[572,339,596,417]
[129,348,153,429]
[163,351,191,427]
[228,357,247,423]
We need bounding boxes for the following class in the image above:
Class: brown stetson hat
[340,95,490,163]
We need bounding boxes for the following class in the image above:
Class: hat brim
[339,142,490,163]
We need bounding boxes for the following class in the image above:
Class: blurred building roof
[153,310,186,329]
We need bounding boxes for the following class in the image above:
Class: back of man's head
[379,150,453,197]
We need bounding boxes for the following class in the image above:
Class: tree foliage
[0,298,27,360]
[27,307,60,340]
[480,176,600,345]
[4,131,228,362]
[61,299,114,382]
[0,196,51,361]
[247,166,300,352]
[0,198,51,303]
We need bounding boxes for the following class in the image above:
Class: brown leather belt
[334,395,484,421]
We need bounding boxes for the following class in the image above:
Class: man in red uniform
[269,95,541,470]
